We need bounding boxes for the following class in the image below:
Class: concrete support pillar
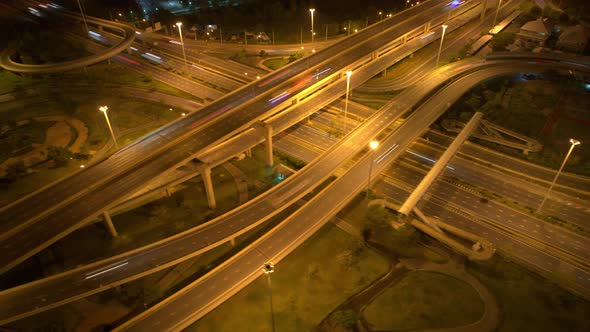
[264,124,274,167]
[245,148,252,158]
[424,21,431,33]
[165,187,172,197]
[399,112,483,215]
[401,35,407,44]
[103,211,118,237]
[98,25,103,32]
[200,164,216,209]
[230,237,236,247]
[371,51,378,60]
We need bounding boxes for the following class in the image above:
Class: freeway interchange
[1,0,590,329]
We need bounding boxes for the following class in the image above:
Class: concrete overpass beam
[264,123,274,167]
[199,164,216,209]
[102,211,118,237]
[399,112,483,215]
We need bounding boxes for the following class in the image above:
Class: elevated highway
[0,0,471,274]
[115,58,590,330]
[2,53,588,326]
[0,7,136,74]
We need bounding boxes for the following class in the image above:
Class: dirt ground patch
[0,115,88,176]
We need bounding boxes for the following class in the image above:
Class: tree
[464,93,483,111]
[489,32,515,52]
[46,146,73,167]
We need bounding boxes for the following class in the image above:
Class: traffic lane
[407,142,590,226]
[426,131,590,195]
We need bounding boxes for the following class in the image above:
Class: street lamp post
[367,140,379,201]
[435,24,448,67]
[537,139,581,213]
[99,106,118,149]
[379,11,383,21]
[343,71,352,133]
[175,22,188,72]
[492,0,503,28]
[263,263,276,332]
[75,0,89,34]
[309,8,315,44]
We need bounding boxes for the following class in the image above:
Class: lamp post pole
[310,8,315,45]
[435,24,448,67]
[367,140,379,202]
[493,0,503,28]
[263,263,276,332]
[75,0,89,34]
[343,71,352,133]
[176,22,188,72]
[99,106,118,149]
[537,139,581,213]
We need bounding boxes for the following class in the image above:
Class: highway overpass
[115,57,590,330]
[3,52,589,326]
[0,6,136,74]
[0,0,474,274]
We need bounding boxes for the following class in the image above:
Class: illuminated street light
[263,263,276,332]
[99,106,118,149]
[493,0,503,29]
[309,8,315,44]
[367,140,379,201]
[175,22,188,72]
[343,71,352,132]
[379,11,383,21]
[537,139,581,213]
[435,24,448,67]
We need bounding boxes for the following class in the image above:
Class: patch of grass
[264,57,289,70]
[188,224,389,332]
[467,255,590,332]
[363,271,484,330]
[0,70,30,94]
